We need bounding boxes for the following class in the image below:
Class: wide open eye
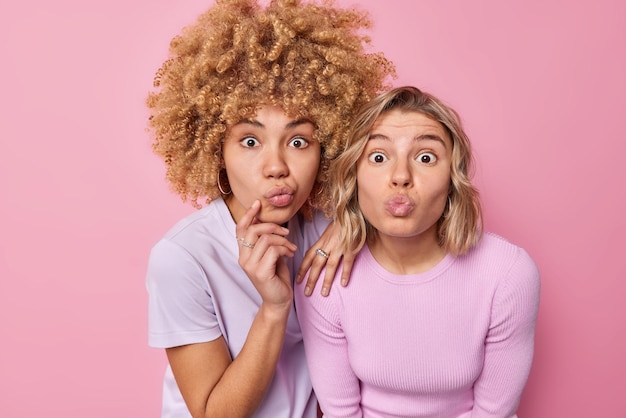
[240,136,260,148]
[288,136,309,149]
[368,152,387,163]
[417,152,437,164]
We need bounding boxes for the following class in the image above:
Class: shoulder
[455,232,540,297]
[147,199,238,283]
[292,209,330,241]
[463,232,538,275]
[296,247,369,308]
[465,232,540,305]
[162,199,226,240]
[155,199,233,257]
[288,209,330,264]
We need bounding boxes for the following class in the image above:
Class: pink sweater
[295,233,540,418]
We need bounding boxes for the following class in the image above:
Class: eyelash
[367,151,439,164]
[240,136,260,148]
[239,136,310,149]
[288,136,309,149]
[417,152,437,164]
[368,152,387,163]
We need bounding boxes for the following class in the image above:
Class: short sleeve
[146,238,222,348]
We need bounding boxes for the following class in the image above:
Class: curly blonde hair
[331,86,483,256]
[147,0,395,209]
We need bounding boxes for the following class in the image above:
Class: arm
[149,201,295,418]
[167,302,290,418]
[296,219,356,297]
[471,249,541,417]
[295,271,363,418]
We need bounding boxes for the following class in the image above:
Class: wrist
[258,301,291,324]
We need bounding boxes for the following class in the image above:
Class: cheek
[421,164,451,189]
[356,166,380,197]
[294,153,321,184]
[356,161,370,186]
[222,147,244,174]
[430,172,450,192]
[356,166,376,203]
[224,159,249,185]
[428,172,452,213]
[437,169,452,194]
[356,178,378,219]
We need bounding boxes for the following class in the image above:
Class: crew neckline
[361,243,455,285]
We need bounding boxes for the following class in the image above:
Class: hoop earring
[217,171,232,195]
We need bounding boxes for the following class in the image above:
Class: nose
[262,148,289,179]
[390,159,412,188]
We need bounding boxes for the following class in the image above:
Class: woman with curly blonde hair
[145,0,394,417]
[296,86,540,417]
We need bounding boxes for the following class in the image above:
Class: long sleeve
[295,235,540,418]
[295,270,363,418]
[471,247,541,417]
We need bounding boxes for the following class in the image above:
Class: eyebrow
[236,118,313,130]
[368,133,448,148]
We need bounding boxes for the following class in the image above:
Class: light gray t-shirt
[147,198,328,418]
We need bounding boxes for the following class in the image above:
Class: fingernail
[341,279,348,286]
[322,287,329,296]
[304,286,311,296]
[281,227,289,233]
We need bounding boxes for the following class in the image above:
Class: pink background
[1,0,624,416]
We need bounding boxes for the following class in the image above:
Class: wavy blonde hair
[147,0,395,209]
[331,86,483,255]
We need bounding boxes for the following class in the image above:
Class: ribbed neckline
[361,243,456,285]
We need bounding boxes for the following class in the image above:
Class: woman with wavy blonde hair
[296,86,540,417]
[329,86,483,256]
[145,0,394,417]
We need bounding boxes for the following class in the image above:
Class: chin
[257,206,299,225]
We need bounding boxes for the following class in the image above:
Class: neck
[367,227,446,275]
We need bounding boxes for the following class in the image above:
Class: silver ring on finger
[315,248,329,259]
[237,237,255,249]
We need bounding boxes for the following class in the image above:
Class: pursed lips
[384,194,415,217]
[264,186,295,207]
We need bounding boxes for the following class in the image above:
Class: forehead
[230,104,314,130]
[371,109,446,135]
